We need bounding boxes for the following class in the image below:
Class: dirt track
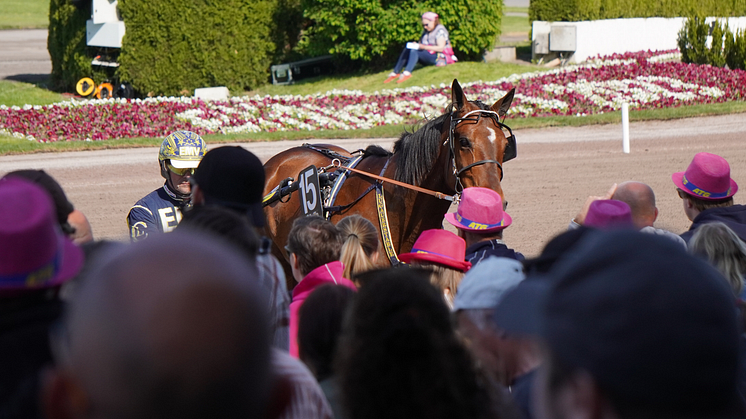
[1,113,745,257]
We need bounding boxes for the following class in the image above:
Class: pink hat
[672,152,738,200]
[584,200,633,230]
[422,11,438,21]
[0,178,83,295]
[399,229,471,272]
[444,187,512,233]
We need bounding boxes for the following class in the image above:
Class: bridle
[445,108,517,193]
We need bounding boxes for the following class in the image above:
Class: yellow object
[75,77,95,96]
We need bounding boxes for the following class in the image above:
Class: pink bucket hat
[444,187,512,233]
[399,229,471,272]
[422,11,438,21]
[0,178,83,295]
[672,152,738,200]
[584,199,633,230]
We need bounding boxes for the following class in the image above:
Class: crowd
[1,129,746,419]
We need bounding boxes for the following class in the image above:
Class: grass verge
[4,101,746,155]
[0,0,49,29]
[0,79,64,107]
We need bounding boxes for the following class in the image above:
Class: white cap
[453,257,525,311]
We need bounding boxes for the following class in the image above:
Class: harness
[446,109,517,192]
[263,110,517,266]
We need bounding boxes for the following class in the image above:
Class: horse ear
[451,79,467,110]
[491,87,515,118]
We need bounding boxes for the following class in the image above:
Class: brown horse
[263,79,515,286]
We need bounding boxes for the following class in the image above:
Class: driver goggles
[167,163,195,176]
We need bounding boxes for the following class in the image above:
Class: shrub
[726,28,746,70]
[531,0,746,22]
[298,0,502,66]
[678,16,712,64]
[117,0,276,96]
[48,0,107,91]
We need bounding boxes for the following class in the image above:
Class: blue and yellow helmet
[158,131,207,169]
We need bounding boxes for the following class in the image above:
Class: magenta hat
[672,152,738,200]
[0,178,83,295]
[444,187,512,233]
[585,199,633,230]
[399,229,471,272]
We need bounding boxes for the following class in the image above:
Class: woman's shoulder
[434,24,449,37]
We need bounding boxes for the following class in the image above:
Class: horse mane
[362,145,392,158]
[392,100,491,186]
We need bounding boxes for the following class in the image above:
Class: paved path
[0,29,51,82]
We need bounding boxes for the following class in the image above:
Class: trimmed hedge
[530,0,746,22]
[298,0,502,64]
[117,0,276,96]
[48,0,107,91]
[678,16,746,70]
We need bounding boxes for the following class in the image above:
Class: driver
[127,131,206,241]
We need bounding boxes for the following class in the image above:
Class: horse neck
[388,143,456,253]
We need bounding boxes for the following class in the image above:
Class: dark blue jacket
[127,183,189,242]
[680,204,746,244]
[465,239,524,266]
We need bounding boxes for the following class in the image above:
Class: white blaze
[486,127,496,144]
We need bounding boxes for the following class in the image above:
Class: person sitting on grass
[383,11,457,84]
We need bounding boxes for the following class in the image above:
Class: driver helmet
[158,131,207,180]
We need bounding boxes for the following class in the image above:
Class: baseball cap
[453,257,524,311]
[192,146,265,227]
[495,230,742,417]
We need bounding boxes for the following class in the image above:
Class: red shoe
[384,74,399,83]
[397,74,412,83]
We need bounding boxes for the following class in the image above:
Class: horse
[263,79,516,288]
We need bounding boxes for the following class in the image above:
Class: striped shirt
[272,349,334,419]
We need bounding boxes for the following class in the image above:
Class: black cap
[192,146,265,227]
[496,230,743,418]
[3,169,74,228]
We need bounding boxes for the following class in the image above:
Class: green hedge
[530,0,746,22]
[49,0,285,96]
[117,0,276,96]
[678,16,746,70]
[298,0,502,64]
[48,0,106,91]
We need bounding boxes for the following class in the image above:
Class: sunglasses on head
[676,188,689,199]
[168,163,195,176]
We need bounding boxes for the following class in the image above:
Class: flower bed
[2,49,745,142]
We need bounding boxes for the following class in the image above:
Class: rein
[331,159,459,202]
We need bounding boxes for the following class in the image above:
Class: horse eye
[459,137,471,148]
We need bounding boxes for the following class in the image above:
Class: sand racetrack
[1,113,745,258]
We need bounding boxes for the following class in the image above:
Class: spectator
[444,187,523,265]
[190,145,291,351]
[3,169,93,245]
[689,222,746,298]
[571,183,685,246]
[43,231,275,419]
[337,215,380,283]
[399,229,471,308]
[127,131,206,241]
[176,209,335,419]
[336,267,496,419]
[673,152,746,243]
[287,215,356,358]
[0,178,83,419]
[583,199,634,229]
[298,284,356,419]
[383,11,457,84]
[496,230,745,419]
[453,257,540,419]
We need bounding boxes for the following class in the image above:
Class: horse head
[444,79,516,204]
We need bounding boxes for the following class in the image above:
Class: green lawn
[0,0,49,29]
[0,78,64,107]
